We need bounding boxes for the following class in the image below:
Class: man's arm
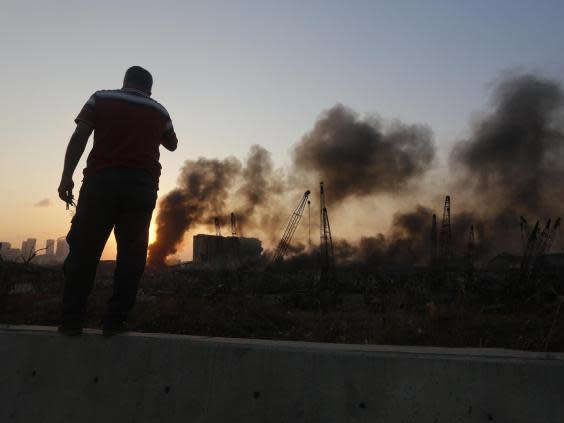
[58,121,93,205]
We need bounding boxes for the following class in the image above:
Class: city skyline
[0,237,69,264]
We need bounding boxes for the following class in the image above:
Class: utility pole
[439,195,452,262]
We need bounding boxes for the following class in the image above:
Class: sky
[1,0,563,260]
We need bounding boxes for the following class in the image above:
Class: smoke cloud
[149,73,564,266]
[293,104,436,202]
[148,157,241,266]
[452,73,564,217]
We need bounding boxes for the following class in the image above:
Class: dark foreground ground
[1,260,563,351]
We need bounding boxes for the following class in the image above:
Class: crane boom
[271,190,311,263]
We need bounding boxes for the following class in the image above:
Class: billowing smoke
[148,157,241,266]
[150,105,434,265]
[452,73,564,217]
[336,206,434,265]
[234,145,285,231]
[149,73,564,266]
[293,104,436,202]
[447,73,564,256]
[148,146,286,267]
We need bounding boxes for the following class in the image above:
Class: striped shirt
[75,88,177,181]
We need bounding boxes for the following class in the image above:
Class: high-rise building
[21,238,37,261]
[0,247,21,262]
[45,239,55,256]
[56,238,69,261]
[0,242,11,251]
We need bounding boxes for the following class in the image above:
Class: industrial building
[193,234,262,266]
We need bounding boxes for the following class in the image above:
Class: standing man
[57,66,178,336]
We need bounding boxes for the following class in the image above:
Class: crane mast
[214,217,221,236]
[439,195,452,262]
[319,182,335,289]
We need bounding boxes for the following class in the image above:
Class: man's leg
[61,178,114,329]
[103,179,156,328]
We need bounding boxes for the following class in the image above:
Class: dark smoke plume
[293,104,436,202]
[150,74,564,266]
[148,157,241,266]
[234,145,284,231]
[452,74,564,217]
[333,206,434,265]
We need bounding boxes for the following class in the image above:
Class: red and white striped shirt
[75,88,177,181]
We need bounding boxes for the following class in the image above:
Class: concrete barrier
[1,325,563,422]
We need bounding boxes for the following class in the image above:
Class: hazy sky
[1,0,563,259]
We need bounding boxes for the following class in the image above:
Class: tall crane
[467,224,475,266]
[520,220,540,281]
[439,195,452,262]
[533,219,553,258]
[307,200,312,248]
[214,217,222,236]
[271,190,311,263]
[560,222,564,251]
[319,182,335,289]
[521,218,561,282]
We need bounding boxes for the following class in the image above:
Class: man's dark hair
[123,66,153,94]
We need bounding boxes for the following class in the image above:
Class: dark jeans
[62,167,157,327]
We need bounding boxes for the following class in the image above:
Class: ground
[1,260,563,351]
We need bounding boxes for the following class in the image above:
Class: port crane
[270,190,311,263]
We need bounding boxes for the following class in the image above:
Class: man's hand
[58,121,93,208]
[58,176,75,207]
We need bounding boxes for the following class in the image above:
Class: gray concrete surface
[1,324,563,422]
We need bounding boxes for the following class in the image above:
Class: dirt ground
[1,260,563,351]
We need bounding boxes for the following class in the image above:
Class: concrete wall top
[2,324,562,361]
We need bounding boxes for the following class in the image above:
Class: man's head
[123,66,153,96]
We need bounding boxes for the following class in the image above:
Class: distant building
[56,238,69,262]
[0,246,22,262]
[1,242,21,262]
[21,238,37,261]
[193,234,262,266]
[45,239,55,256]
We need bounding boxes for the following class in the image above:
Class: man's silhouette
[57,66,177,336]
